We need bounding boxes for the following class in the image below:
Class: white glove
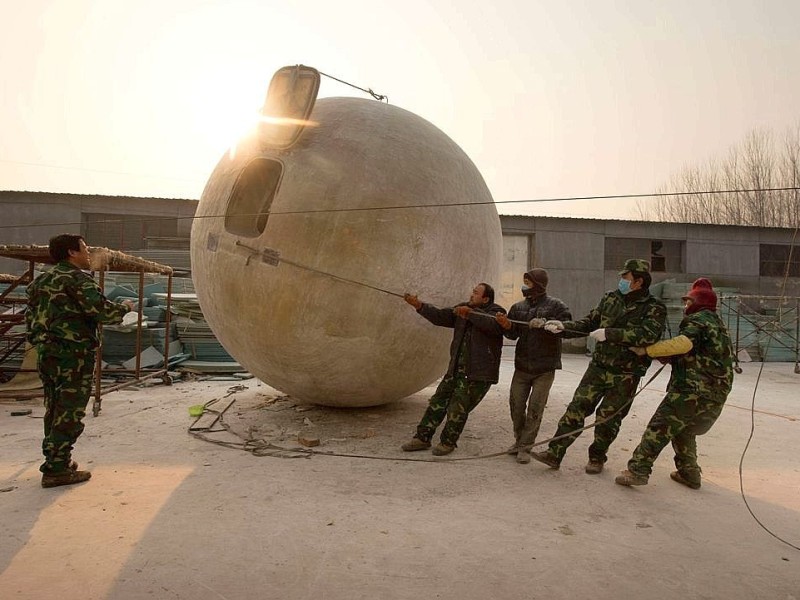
[121,311,139,327]
[544,320,564,333]
[589,328,607,342]
[529,318,546,329]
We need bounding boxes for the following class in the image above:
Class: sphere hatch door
[259,64,320,150]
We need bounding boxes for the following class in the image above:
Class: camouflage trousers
[415,374,492,447]
[547,362,639,463]
[509,369,556,451]
[627,390,727,483]
[37,342,96,474]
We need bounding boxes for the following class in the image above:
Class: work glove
[121,311,140,327]
[543,320,564,333]
[495,313,512,330]
[589,328,607,342]
[529,318,546,329]
[403,293,422,310]
[453,306,472,319]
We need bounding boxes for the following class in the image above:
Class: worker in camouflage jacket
[400,283,506,456]
[26,234,132,488]
[531,259,667,474]
[616,278,734,490]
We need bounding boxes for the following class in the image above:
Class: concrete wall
[500,215,800,350]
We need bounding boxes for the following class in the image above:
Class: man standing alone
[495,268,571,464]
[27,234,132,488]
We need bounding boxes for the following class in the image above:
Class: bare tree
[638,126,800,227]
[780,125,800,226]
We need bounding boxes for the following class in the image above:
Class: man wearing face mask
[401,283,506,456]
[495,269,571,464]
[531,259,667,474]
[615,278,734,490]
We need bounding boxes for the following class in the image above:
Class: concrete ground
[1,349,798,600]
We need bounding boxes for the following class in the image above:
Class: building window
[650,240,667,272]
[604,238,683,272]
[224,158,283,238]
[82,213,177,251]
[759,244,800,277]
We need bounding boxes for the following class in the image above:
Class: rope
[318,70,388,103]
[271,252,404,298]
[238,248,577,330]
[233,241,576,324]
[187,332,800,551]
[734,216,800,552]
[188,365,666,464]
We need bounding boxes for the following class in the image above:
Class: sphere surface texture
[191,97,501,406]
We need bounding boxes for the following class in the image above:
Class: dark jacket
[564,288,667,377]
[417,301,506,383]
[504,294,572,375]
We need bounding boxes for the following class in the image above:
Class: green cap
[619,259,650,275]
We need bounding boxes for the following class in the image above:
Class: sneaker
[531,451,560,469]
[401,438,431,452]
[431,443,455,456]
[506,444,519,455]
[41,470,92,489]
[585,459,604,474]
[516,450,532,464]
[670,471,701,490]
[615,470,648,487]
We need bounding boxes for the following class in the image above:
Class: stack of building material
[175,321,238,362]
[100,325,180,364]
[151,292,244,373]
[154,293,204,321]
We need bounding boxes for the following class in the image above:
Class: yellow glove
[646,335,693,358]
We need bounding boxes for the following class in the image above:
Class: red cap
[683,278,717,313]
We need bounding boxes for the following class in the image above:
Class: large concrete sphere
[191,97,501,406]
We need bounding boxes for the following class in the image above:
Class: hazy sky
[1,0,798,218]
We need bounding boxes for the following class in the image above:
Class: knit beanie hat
[682,278,717,314]
[524,268,549,292]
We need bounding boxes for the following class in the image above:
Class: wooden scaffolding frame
[0,244,174,416]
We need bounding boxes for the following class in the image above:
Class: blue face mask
[618,278,632,295]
